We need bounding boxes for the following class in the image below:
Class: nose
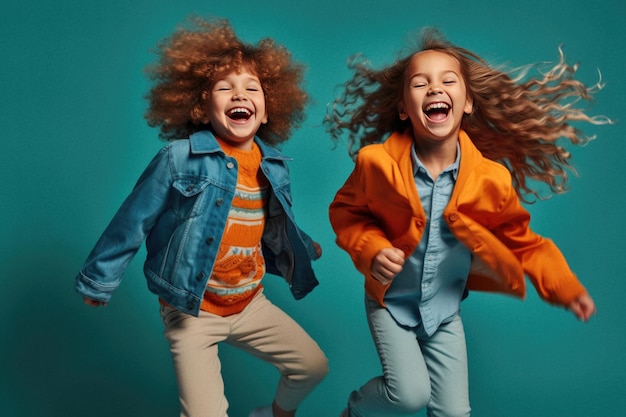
[233,90,247,100]
[427,86,443,96]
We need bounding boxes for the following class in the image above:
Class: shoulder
[165,139,192,154]
[357,143,386,158]
[475,157,511,181]
[256,137,290,161]
[459,130,513,186]
[355,143,390,167]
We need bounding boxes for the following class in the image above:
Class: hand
[312,241,322,258]
[568,293,596,322]
[371,247,405,285]
[83,297,108,307]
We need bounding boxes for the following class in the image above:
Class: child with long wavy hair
[76,16,327,417]
[327,28,608,417]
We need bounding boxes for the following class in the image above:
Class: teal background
[2,1,624,416]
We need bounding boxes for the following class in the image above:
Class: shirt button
[448,213,459,222]
[226,161,235,169]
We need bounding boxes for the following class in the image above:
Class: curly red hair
[144,16,308,145]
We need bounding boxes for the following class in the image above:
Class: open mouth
[227,107,253,121]
[424,102,450,122]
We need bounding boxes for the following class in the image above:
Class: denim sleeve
[297,227,321,261]
[75,146,173,302]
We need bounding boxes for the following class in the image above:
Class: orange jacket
[329,129,587,307]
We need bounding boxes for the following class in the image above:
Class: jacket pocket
[171,178,212,218]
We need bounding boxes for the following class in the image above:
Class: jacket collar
[382,128,485,186]
[188,130,288,161]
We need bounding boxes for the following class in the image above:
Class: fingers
[83,297,107,307]
[569,294,597,322]
[371,248,406,285]
[313,241,322,258]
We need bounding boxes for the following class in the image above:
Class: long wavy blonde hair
[145,16,308,145]
[326,28,612,200]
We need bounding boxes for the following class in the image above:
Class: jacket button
[196,272,205,281]
[226,162,235,169]
[206,236,214,244]
[216,198,223,206]
[448,213,459,222]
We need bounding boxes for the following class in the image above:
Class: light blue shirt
[385,143,471,336]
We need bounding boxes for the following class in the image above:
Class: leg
[161,305,230,417]
[345,296,431,417]
[420,314,470,417]
[229,291,329,414]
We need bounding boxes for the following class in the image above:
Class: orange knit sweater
[201,139,268,316]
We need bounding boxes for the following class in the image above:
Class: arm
[489,181,593,319]
[75,146,173,304]
[329,166,395,278]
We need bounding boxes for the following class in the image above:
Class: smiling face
[399,50,473,146]
[202,69,268,150]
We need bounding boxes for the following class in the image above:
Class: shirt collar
[411,142,461,180]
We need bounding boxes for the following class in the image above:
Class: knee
[285,348,329,386]
[305,351,329,384]
[386,382,430,414]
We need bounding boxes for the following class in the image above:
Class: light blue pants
[346,296,471,417]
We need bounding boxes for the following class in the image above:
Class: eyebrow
[409,70,460,80]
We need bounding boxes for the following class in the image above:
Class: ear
[464,95,474,115]
[261,112,268,124]
[398,102,408,121]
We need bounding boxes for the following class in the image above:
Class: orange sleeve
[329,161,393,277]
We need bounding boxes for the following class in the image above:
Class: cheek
[403,93,422,113]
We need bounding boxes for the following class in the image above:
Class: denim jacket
[75,130,320,316]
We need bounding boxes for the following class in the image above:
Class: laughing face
[202,69,268,150]
[399,50,473,146]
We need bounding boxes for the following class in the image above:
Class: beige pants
[160,290,328,417]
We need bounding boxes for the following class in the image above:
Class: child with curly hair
[327,28,608,417]
[75,17,328,417]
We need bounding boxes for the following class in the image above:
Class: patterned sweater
[201,138,268,316]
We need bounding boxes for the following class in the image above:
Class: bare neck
[414,138,458,180]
